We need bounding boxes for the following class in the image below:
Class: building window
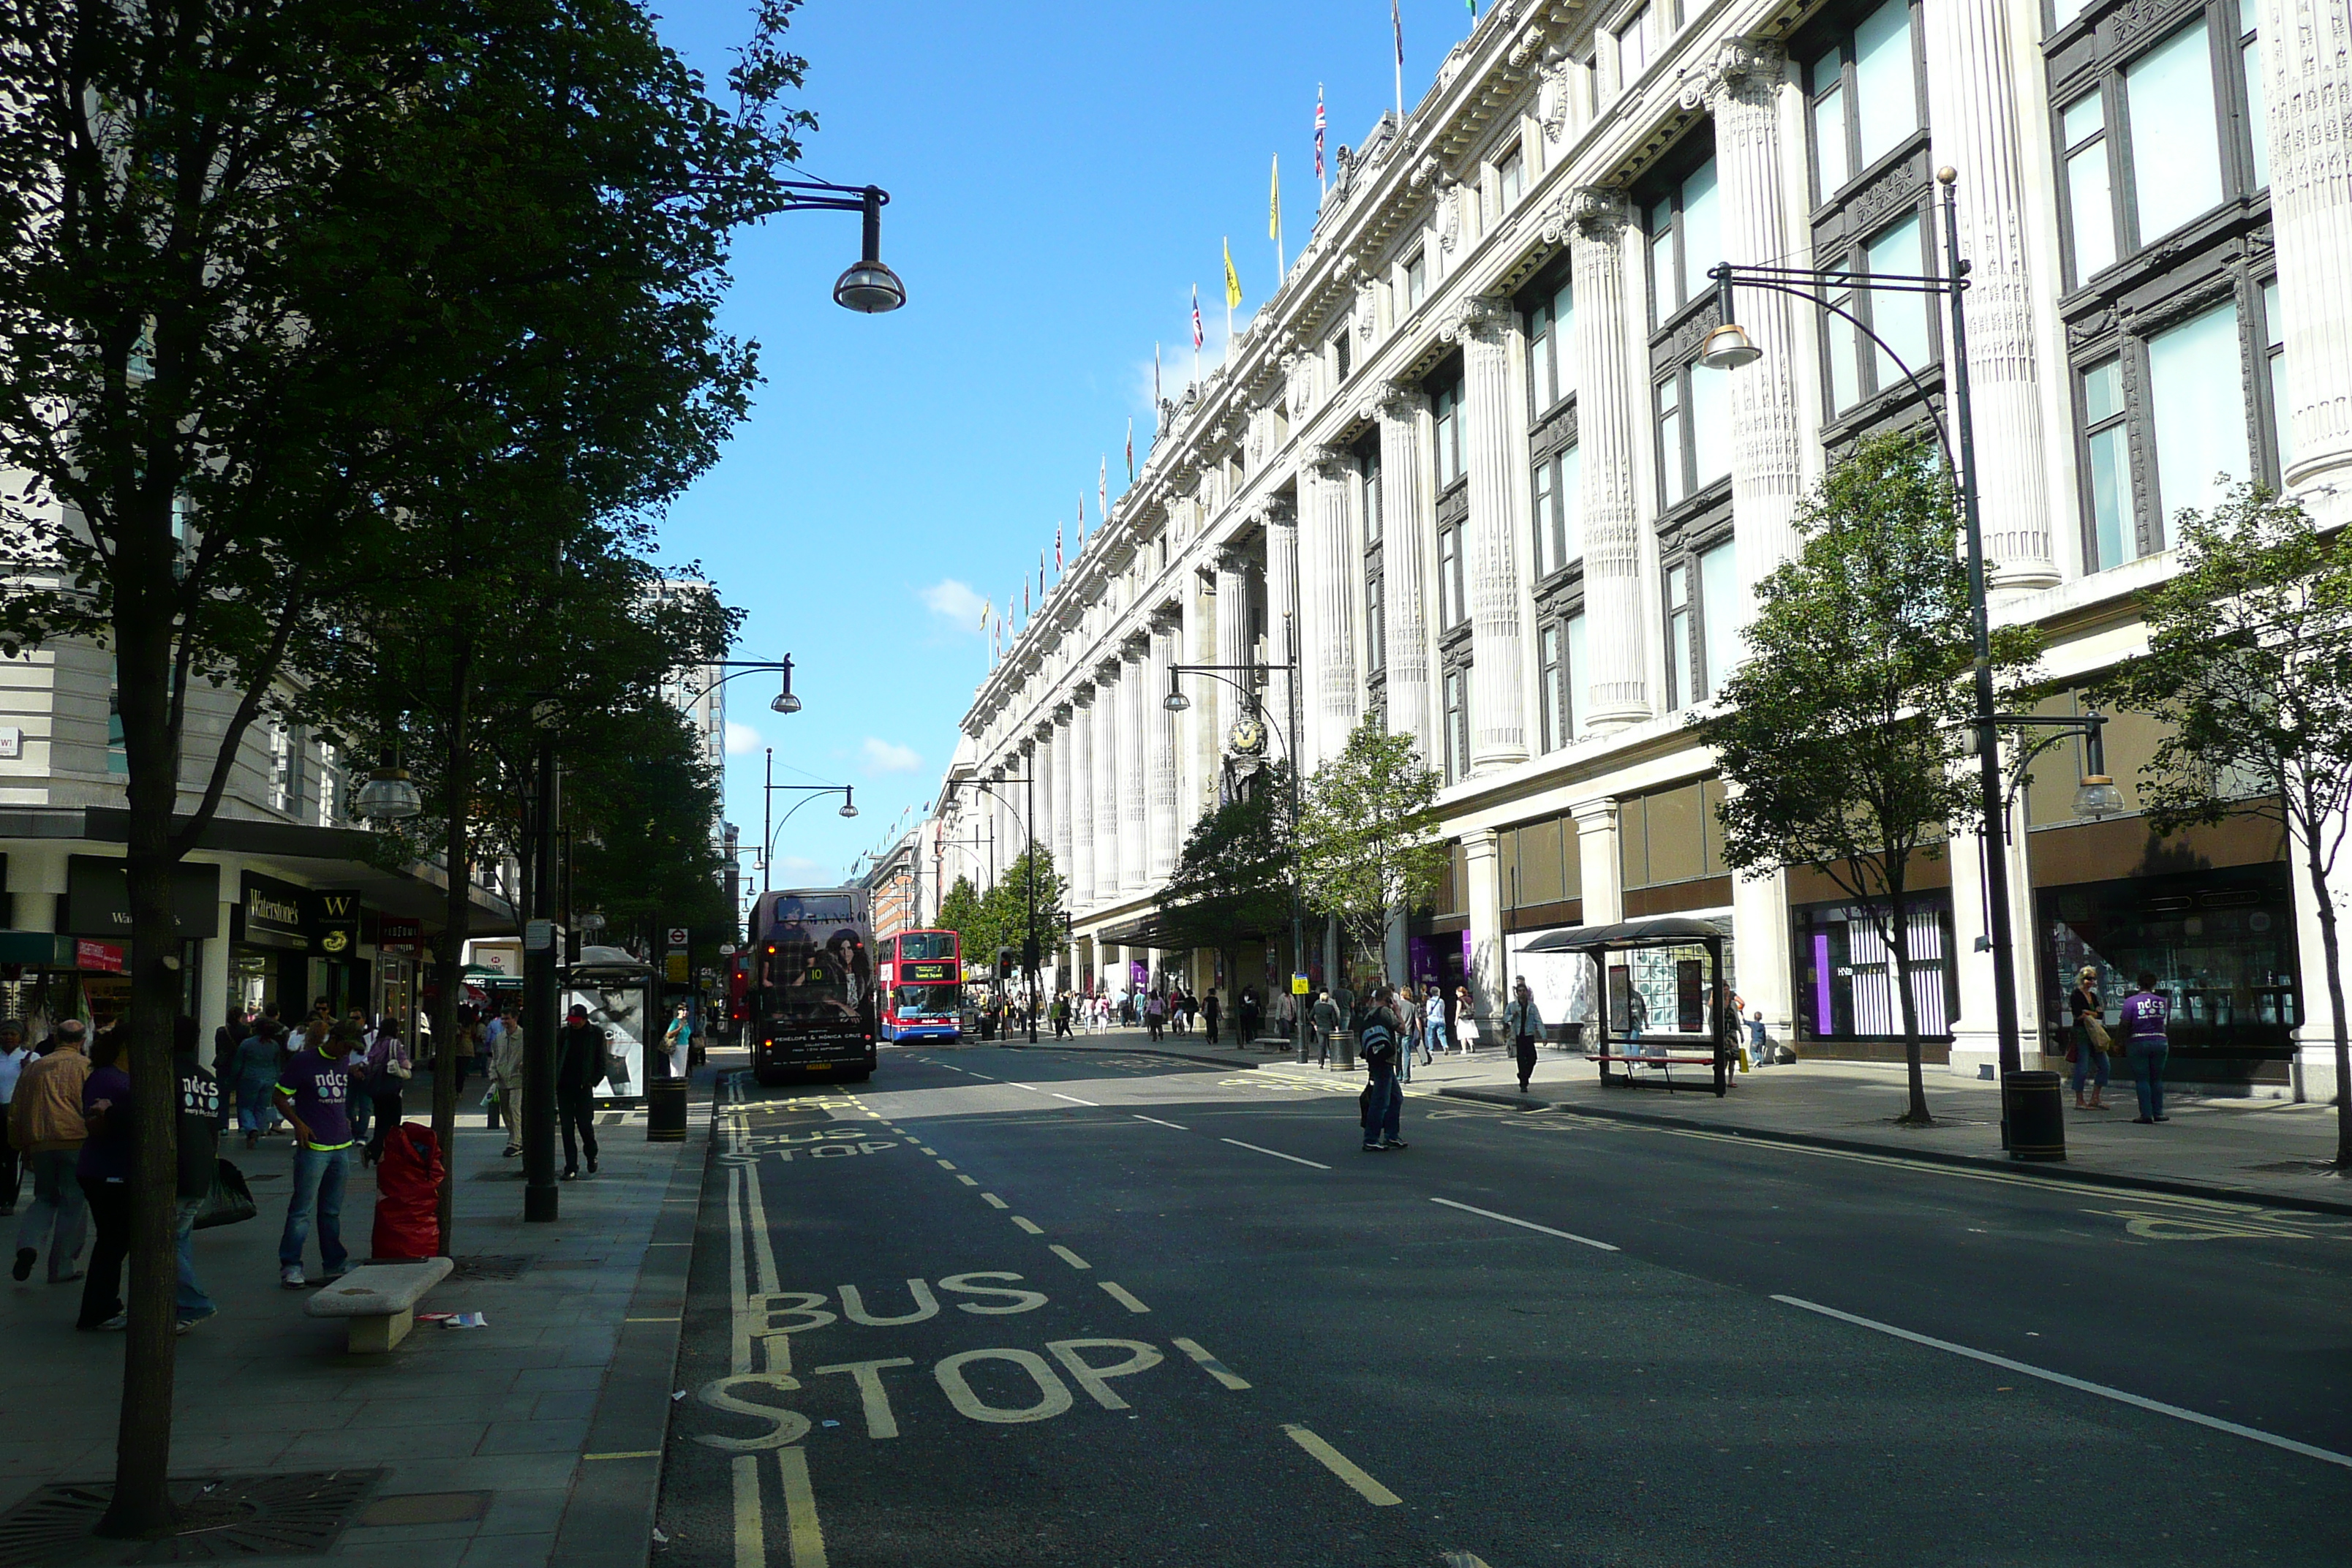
[2052,4,2272,286]
[1531,445,1583,578]
[1823,209,1937,414]
[1803,0,1921,206]
[2147,297,2250,524]
[1616,3,1659,84]
[1437,521,1467,628]
[1662,540,1737,709]
[1493,146,1523,213]
[1699,539,1738,696]
[1665,562,1694,711]
[1362,448,1382,545]
[1331,327,1352,385]
[2262,279,2289,470]
[1432,380,1465,489]
[1404,249,1428,314]
[1366,563,1386,675]
[1526,278,1575,416]
[1565,611,1586,739]
[1655,367,1729,509]
[1537,623,1570,753]
[1646,157,1719,325]
[2078,356,2132,572]
[1442,668,1469,783]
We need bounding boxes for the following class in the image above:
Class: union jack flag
[1191,285,1204,350]
[1315,86,1325,180]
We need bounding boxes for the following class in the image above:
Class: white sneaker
[280,1266,306,1289]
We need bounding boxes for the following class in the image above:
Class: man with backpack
[1358,988,1406,1153]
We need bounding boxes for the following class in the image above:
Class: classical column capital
[1365,381,1429,425]
[1213,544,1255,577]
[1093,659,1123,686]
[1254,494,1297,529]
[1567,185,1634,243]
[1305,442,1356,480]
[1052,701,1074,724]
[1147,603,1184,636]
[1438,294,1514,346]
[1120,630,1151,662]
[1681,37,1785,112]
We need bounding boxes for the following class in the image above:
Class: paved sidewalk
[0,1063,713,1567]
[1006,1028,2352,1215]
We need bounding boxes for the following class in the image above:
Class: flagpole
[1392,0,1406,132]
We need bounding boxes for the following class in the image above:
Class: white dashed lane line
[1221,1137,1332,1172]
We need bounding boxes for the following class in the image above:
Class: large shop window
[1794,896,1957,1043]
[1804,0,1923,204]
[2051,1,2272,291]
[1618,779,1730,895]
[1646,158,1719,327]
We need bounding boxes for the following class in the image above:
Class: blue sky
[647,1,1488,900]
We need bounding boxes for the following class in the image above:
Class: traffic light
[996,946,1014,980]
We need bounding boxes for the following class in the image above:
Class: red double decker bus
[878,929,962,1043]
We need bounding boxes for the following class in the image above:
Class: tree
[937,875,986,968]
[2096,485,2352,1167]
[1158,761,1294,976]
[1698,434,2040,1126]
[0,0,804,1533]
[936,851,1066,991]
[1296,716,1445,985]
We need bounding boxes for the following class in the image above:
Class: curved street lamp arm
[1714,272,1957,477]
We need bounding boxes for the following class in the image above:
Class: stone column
[1070,686,1096,909]
[1571,799,1624,925]
[1050,705,1075,881]
[1444,295,1530,772]
[1370,385,1437,766]
[1942,774,2042,1080]
[1147,609,1181,882]
[1021,737,1044,874]
[1092,660,1122,902]
[1180,576,1208,829]
[1261,500,1302,777]
[1697,40,1806,602]
[1304,445,1362,765]
[2264,0,2352,532]
[1118,636,1150,895]
[1569,189,1650,731]
[1462,829,1502,1034]
[1921,3,2057,590]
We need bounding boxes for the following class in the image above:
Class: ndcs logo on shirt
[178,1072,220,1120]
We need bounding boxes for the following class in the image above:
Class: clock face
[1227,717,1265,754]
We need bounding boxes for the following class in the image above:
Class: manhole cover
[447,1255,532,1281]
[0,1470,382,1566]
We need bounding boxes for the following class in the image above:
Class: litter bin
[2004,1069,2066,1161]
[647,1076,689,1143]
[1335,1030,1356,1070]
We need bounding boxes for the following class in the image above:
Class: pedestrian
[1452,985,1477,1055]
[10,1018,90,1284]
[1507,979,1545,1094]
[492,1005,527,1156]
[210,1011,244,1129]
[342,1022,374,1149]
[232,1015,284,1148]
[450,1006,478,1096]
[664,1006,692,1080]
[75,1028,135,1330]
[0,1020,31,1216]
[2120,970,2171,1125]
[1052,992,1072,1039]
[1145,990,1166,1041]
[170,1015,220,1332]
[274,1020,357,1288]
[1311,990,1340,1068]
[1747,1011,1773,1066]
[554,1004,606,1180]
[1411,986,1433,1066]
[1359,987,1406,1152]
[361,1018,410,1167]
[1237,986,1261,1045]
[2068,965,2111,1110]
[1203,988,1221,1045]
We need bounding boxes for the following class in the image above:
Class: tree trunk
[2299,825,2352,1167]
[431,638,475,1251]
[1883,877,1932,1126]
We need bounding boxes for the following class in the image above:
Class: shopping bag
[193,1158,257,1230]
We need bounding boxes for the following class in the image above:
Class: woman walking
[1507,979,1545,1094]
[233,1020,283,1148]
[361,1019,411,1166]
[2068,965,2110,1110]
[1423,986,1448,1058]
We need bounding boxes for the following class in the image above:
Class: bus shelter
[1521,916,1735,1096]
[564,944,657,1105]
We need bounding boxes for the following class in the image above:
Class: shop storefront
[1791,894,1959,1062]
[232,870,312,1014]
[59,854,221,1022]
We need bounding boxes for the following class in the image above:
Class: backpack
[1359,1011,1398,1071]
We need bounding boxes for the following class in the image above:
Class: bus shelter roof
[1520,915,1733,955]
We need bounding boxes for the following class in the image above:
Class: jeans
[2071,1025,2110,1094]
[2127,1041,2168,1120]
[1362,1076,1402,1144]
[348,1083,372,1145]
[279,1144,350,1273]
[235,1074,281,1134]
[77,1177,131,1327]
[1515,1036,1538,1087]
[558,1081,599,1173]
[174,1194,214,1318]
[14,1148,87,1278]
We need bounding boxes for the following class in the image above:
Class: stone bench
[304,1257,454,1352]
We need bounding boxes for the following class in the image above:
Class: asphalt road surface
[655,1043,2352,1567]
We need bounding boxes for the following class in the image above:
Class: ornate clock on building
[1227,716,1267,755]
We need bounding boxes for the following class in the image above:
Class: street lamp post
[773,178,908,314]
[1166,614,1305,1040]
[945,774,1040,1044]
[757,755,859,894]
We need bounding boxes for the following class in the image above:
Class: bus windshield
[893,984,960,1020]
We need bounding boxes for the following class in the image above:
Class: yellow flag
[1223,237,1242,308]
[1269,154,1281,240]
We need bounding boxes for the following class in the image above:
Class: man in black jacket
[554,1006,608,1180]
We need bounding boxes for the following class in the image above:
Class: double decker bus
[878,930,962,1043]
[747,886,877,1085]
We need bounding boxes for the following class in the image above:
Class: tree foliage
[1296,717,1445,984]
[2094,485,2352,1165]
[1697,434,2040,1124]
[1157,761,1295,957]
[935,850,1066,988]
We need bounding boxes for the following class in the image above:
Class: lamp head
[770,657,802,715]
[834,258,906,314]
[353,767,423,822]
[838,788,859,819]
[2073,774,2126,821]
[1163,690,1191,712]
[1699,323,1761,371]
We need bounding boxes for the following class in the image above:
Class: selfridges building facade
[940,0,2352,1097]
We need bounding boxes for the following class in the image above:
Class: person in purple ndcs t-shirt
[272,1024,355,1289]
[2118,970,2173,1126]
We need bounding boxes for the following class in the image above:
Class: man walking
[1507,979,1545,1095]
[10,1019,89,1284]
[555,1004,606,1180]
[1359,988,1406,1152]
[75,1030,135,1329]
[274,1021,356,1289]
[1202,988,1221,1046]
[0,1020,31,1215]
[2121,971,2173,1125]
[1237,986,1260,1047]
[1311,990,1341,1068]
[492,1004,527,1157]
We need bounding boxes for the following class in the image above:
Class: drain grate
[0,1469,382,1567]
[446,1254,532,1281]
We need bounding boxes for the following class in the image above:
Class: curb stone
[1437,1086,2352,1218]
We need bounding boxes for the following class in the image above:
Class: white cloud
[919,578,988,636]
[861,736,923,775]
[724,720,764,755]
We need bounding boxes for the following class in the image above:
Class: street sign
[666,927,690,949]
[1292,973,1310,995]
[524,919,555,952]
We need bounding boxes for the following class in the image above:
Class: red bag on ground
[372,1121,445,1261]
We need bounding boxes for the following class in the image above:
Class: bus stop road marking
[1011,1216,1045,1235]
[981,1194,1009,1209]
[1171,1337,1251,1390]
[1281,1424,1401,1506]
[1429,1197,1620,1253]
[1220,1138,1331,1171]
[1048,1245,1092,1271]
[1098,1281,1151,1313]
